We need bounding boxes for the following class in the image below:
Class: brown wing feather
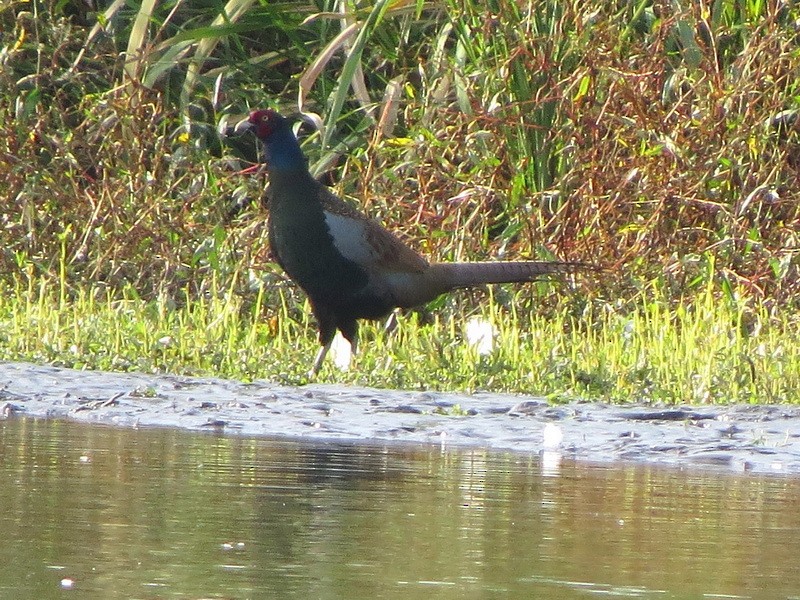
[317,186,428,274]
[364,222,429,273]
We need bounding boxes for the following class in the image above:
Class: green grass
[1,274,797,403]
[1,1,799,401]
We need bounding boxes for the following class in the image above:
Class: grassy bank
[1,1,798,401]
[1,272,797,403]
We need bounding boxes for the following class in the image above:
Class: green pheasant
[236,109,588,375]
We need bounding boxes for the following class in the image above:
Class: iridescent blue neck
[263,124,308,172]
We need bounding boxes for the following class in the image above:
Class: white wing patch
[323,211,378,265]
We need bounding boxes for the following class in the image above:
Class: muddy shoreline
[2,361,799,475]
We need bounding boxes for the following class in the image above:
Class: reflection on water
[1,417,799,599]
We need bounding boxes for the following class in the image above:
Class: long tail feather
[429,260,588,290]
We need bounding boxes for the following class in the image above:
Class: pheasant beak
[233,116,255,135]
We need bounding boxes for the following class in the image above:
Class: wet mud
[2,361,799,474]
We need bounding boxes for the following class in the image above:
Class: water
[1,417,799,599]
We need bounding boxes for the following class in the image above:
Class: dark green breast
[267,169,370,309]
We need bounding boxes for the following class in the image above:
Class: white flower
[465,317,495,356]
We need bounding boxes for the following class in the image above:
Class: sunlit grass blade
[298,21,361,113]
[125,0,158,83]
[321,0,393,150]
[180,0,257,107]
